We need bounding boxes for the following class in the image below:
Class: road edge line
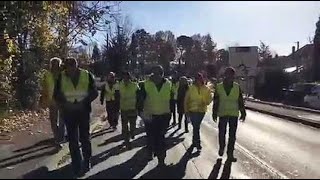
[235,142,289,179]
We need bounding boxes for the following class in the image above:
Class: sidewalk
[0,110,58,179]
[0,99,107,179]
[21,114,278,179]
[245,100,320,128]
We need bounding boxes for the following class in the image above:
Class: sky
[94,1,320,56]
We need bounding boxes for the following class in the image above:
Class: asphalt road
[6,104,320,179]
[233,110,320,178]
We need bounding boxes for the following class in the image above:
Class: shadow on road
[168,128,181,137]
[87,135,184,179]
[208,158,222,179]
[22,164,75,179]
[0,147,58,169]
[90,127,115,139]
[220,159,233,179]
[97,127,145,147]
[0,138,56,167]
[87,146,151,179]
[21,125,185,179]
[13,138,55,153]
[92,135,147,167]
[139,146,200,179]
[207,158,234,179]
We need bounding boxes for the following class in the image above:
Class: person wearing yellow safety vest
[170,71,179,126]
[54,57,98,177]
[184,73,212,153]
[100,72,120,130]
[138,65,173,167]
[212,67,246,162]
[119,71,140,149]
[40,57,65,149]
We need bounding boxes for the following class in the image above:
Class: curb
[245,98,320,114]
[245,106,320,128]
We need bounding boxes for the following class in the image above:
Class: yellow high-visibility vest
[145,79,172,115]
[185,84,212,113]
[104,81,119,101]
[119,81,139,111]
[43,70,56,103]
[61,69,89,103]
[216,82,240,117]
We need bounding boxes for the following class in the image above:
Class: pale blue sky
[93,1,320,56]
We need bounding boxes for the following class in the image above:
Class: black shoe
[131,135,135,140]
[227,155,237,162]
[54,143,63,151]
[196,144,202,152]
[83,159,92,173]
[158,157,166,167]
[112,126,117,130]
[178,125,181,130]
[73,169,85,178]
[219,149,224,157]
[146,149,154,160]
[126,142,132,150]
[172,121,176,126]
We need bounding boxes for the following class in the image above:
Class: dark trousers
[218,116,238,156]
[144,114,171,160]
[121,110,137,144]
[106,101,119,127]
[49,104,65,143]
[171,100,177,124]
[178,113,188,130]
[189,112,205,147]
[64,111,92,173]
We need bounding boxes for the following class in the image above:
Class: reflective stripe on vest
[61,69,89,103]
[105,81,119,101]
[145,79,171,115]
[216,82,240,117]
[119,81,138,111]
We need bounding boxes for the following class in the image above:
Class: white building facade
[228,46,259,96]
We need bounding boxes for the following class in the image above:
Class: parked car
[282,83,319,106]
[304,84,320,110]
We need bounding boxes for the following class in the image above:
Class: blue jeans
[189,112,205,147]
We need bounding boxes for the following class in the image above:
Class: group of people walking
[41,57,246,177]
